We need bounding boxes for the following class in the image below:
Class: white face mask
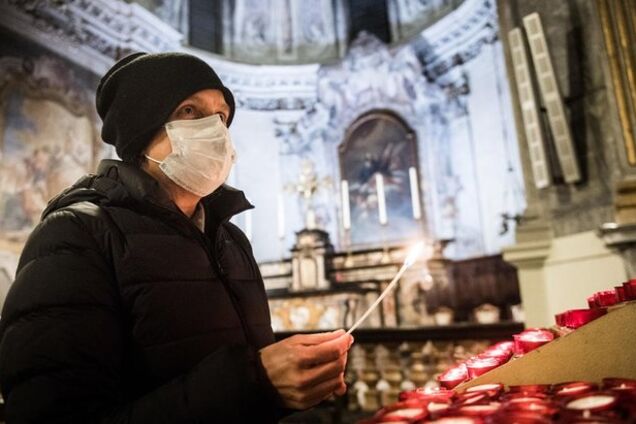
[146,114,236,197]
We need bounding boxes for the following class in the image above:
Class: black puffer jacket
[0,160,284,423]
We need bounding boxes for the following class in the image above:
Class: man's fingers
[293,329,345,346]
[334,381,347,396]
[298,376,344,408]
[297,353,347,388]
[298,334,352,367]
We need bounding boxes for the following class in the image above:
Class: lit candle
[513,328,554,354]
[409,166,422,220]
[553,381,597,397]
[346,241,424,334]
[244,209,252,242]
[565,393,618,412]
[455,403,501,417]
[376,173,387,225]
[465,356,500,379]
[437,363,468,389]
[341,180,351,231]
[277,194,285,240]
[465,383,503,397]
[383,406,427,420]
[399,387,455,403]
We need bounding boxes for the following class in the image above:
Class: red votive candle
[602,377,636,390]
[615,286,626,302]
[561,308,607,329]
[465,357,500,379]
[563,392,619,414]
[478,352,510,366]
[623,280,636,300]
[553,381,598,398]
[375,400,429,422]
[550,414,621,423]
[455,402,501,417]
[427,400,453,417]
[426,416,483,423]
[495,341,514,351]
[438,363,468,389]
[399,387,455,403]
[602,377,636,407]
[488,411,552,423]
[464,383,504,398]
[593,290,619,307]
[514,329,554,354]
[502,399,558,417]
[507,385,551,395]
[456,392,490,405]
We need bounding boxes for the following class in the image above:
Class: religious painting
[0,56,99,269]
[339,111,424,247]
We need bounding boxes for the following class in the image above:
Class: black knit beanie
[96,52,235,162]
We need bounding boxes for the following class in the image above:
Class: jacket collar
[96,159,253,222]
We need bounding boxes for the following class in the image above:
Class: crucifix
[285,159,332,230]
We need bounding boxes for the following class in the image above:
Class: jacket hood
[42,159,253,222]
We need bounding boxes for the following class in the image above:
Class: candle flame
[404,242,425,267]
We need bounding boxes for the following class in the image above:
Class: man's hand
[259,329,353,410]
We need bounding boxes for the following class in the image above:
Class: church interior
[0,0,635,422]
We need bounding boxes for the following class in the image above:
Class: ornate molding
[415,0,498,80]
[184,46,321,112]
[0,0,182,75]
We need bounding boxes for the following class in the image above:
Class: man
[0,52,352,423]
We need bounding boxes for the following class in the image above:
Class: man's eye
[180,106,197,117]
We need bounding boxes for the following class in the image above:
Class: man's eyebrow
[219,103,230,115]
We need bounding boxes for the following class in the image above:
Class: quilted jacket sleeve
[0,209,283,423]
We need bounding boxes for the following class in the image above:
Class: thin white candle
[376,173,387,225]
[245,210,252,242]
[341,180,351,230]
[277,194,285,240]
[346,242,424,334]
[409,167,422,220]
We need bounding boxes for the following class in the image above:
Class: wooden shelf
[457,302,636,390]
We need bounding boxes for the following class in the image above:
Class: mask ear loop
[145,154,163,164]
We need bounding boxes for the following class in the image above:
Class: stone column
[599,178,636,279]
[502,219,552,327]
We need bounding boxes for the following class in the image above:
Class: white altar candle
[341,180,351,230]
[409,166,422,220]
[376,173,387,225]
[277,193,285,240]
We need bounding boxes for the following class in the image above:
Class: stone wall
[497,0,631,237]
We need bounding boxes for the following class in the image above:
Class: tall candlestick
[409,166,422,220]
[341,180,351,231]
[277,194,285,240]
[376,173,387,226]
[245,210,252,242]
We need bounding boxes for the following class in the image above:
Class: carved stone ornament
[0,0,182,74]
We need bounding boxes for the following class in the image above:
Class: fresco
[0,87,93,242]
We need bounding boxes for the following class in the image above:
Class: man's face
[144,88,230,162]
